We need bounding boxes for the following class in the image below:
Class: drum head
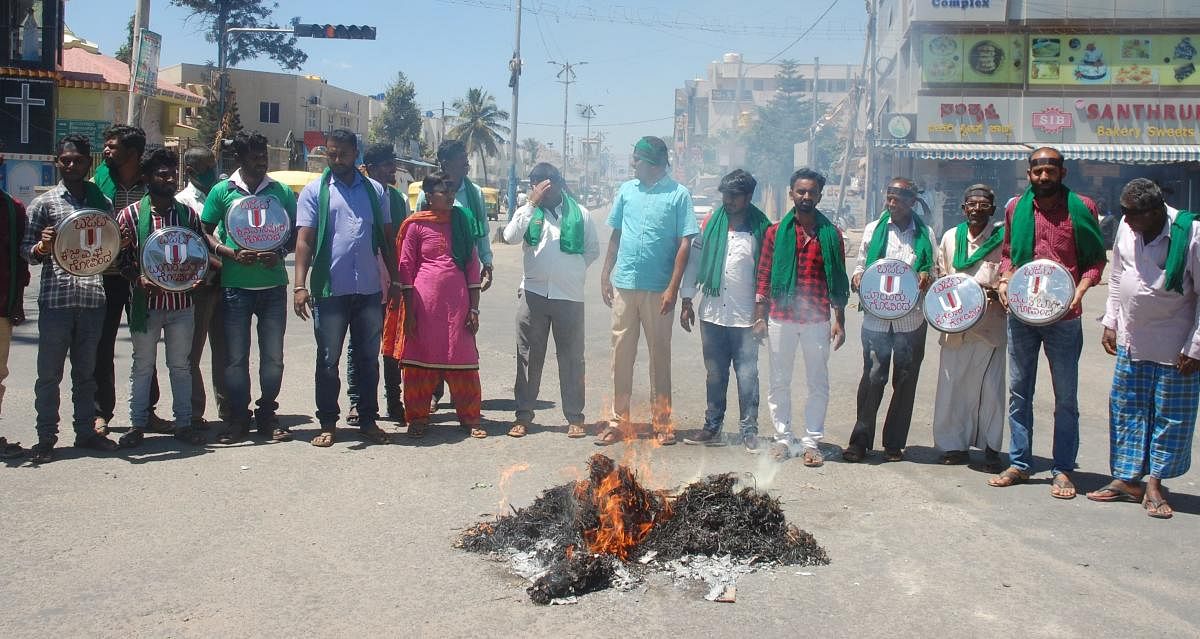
[1008,259,1075,326]
[858,258,920,320]
[53,208,120,276]
[226,195,291,251]
[141,226,210,292]
[923,273,986,333]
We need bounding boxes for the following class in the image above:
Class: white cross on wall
[5,82,47,144]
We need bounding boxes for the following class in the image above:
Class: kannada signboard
[1029,34,1200,86]
[55,119,110,145]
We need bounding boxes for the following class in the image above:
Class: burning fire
[497,462,531,514]
[575,454,672,560]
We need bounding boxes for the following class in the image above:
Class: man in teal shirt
[596,136,698,446]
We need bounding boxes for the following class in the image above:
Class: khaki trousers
[611,288,674,430]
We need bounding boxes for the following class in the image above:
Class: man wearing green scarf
[751,169,848,464]
[1090,178,1200,519]
[22,135,121,462]
[0,156,30,458]
[678,170,769,451]
[845,177,934,463]
[932,184,1006,470]
[990,147,1106,500]
[501,162,599,438]
[293,129,399,448]
[113,149,206,449]
[596,136,699,446]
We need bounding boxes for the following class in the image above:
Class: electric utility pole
[507,0,522,216]
[548,60,585,179]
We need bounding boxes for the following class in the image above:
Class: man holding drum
[846,177,934,463]
[991,147,1106,499]
[21,135,121,462]
[1088,179,1200,519]
[200,131,297,445]
[931,184,1006,470]
[115,149,208,448]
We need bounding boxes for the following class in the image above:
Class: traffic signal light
[293,24,376,40]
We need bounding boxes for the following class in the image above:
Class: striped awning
[1056,144,1200,163]
[887,142,1034,161]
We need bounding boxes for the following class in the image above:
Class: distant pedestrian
[0,155,31,458]
[845,177,934,463]
[393,171,485,439]
[294,129,399,447]
[679,169,770,451]
[932,184,1005,470]
[22,135,120,462]
[115,148,206,448]
[200,131,297,444]
[990,147,1106,499]
[1087,178,1200,519]
[501,162,599,438]
[176,146,228,430]
[754,168,848,464]
[595,136,698,446]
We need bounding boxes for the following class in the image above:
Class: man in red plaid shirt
[753,168,849,465]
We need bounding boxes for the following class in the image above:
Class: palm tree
[520,137,541,171]
[448,88,510,186]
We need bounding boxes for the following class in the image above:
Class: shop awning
[887,143,1034,161]
[1056,144,1200,164]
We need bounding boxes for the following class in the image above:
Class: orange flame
[497,462,530,514]
[576,453,673,561]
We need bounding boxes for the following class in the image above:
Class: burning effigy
[457,453,830,604]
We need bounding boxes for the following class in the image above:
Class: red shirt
[755,221,842,324]
[1000,189,1105,321]
[0,193,31,320]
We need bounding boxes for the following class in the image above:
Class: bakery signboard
[1029,34,1199,86]
[922,34,1024,85]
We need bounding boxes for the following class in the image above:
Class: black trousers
[94,274,157,421]
[849,323,927,451]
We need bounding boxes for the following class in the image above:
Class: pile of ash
[457,453,829,604]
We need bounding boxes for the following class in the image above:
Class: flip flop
[465,425,488,439]
[1144,496,1174,519]
[310,430,336,448]
[593,425,624,447]
[988,466,1030,487]
[507,423,527,438]
[1086,482,1143,503]
[1051,474,1077,500]
[803,448,824,467]
[566,423,587,439]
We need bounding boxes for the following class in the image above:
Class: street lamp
[576,103,601,192]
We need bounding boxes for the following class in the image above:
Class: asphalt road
[1,205,1197,637]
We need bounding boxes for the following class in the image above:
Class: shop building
[872,0,1200,235]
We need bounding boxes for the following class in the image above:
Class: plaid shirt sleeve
[755,223,778,303]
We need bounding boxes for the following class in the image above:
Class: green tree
[114,14,134,64]
[370,71,421,149]
[169,0,307,69]
[195,69,243,150]
[520,137,541,171]
[447,88,510,187]
[743,59,837,212]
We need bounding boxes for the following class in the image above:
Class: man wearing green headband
[932,184,1005,470]
[597,136,699,446]
[846,177,934,463]
[990,146,1105,500]
[679,169,769,452]
[501,162,599,439]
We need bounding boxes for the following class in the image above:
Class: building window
[259,101,280,123]
[307,108,319,129]
[6,0,55,66]
[340,116,350,127]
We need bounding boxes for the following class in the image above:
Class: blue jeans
[312,293,383,427]
[1007,316,1082,475]
[222,286,287,425]
[129,308,194,429]
[699,320,759,436]
[34,304,105,442]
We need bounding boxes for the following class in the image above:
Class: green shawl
[526,192,586,255]
[952,222,1005,271]
[1165,210,1199,294]
[697,204,770,296]
[398,207,476,275]
[1009,186,1106,270]
[768,208,849,307]
[92,162,117,202]
[865,211,935,274]
[310,168,386,298]
[129,195,189,333]
[387,185,409,228]
[81,180,113,212]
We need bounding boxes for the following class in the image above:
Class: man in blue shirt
[596,136,699,446]
[293,129,399,448]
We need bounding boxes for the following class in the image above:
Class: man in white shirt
[501,163,599,438]
[679,169,770,450]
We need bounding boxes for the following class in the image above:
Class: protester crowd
[0,128,1195,520]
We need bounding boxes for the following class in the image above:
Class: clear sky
[63,0,867,155]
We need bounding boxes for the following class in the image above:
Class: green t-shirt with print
[201,177,298,289]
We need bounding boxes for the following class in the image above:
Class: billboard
[923,34,1024,84]
[1029,34,1200,86]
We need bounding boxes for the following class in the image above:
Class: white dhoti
[932,336,1005,452]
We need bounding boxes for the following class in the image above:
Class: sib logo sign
[1032,106,1073,134]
